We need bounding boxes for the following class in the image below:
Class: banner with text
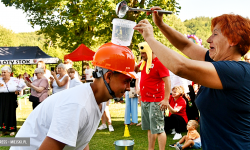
[0,58,59,65]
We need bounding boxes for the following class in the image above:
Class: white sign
[0,58,59,65]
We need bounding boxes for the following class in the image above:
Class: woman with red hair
[134,9,250,150]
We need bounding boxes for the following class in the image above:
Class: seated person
[68,68,82,88]
[165,86,188,140]
[170,120,201,150]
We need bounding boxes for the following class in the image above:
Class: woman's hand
[23,72,28,78]
[49,77,54,84]
[151,6,164,27]
[15,91,20,95]
[185,93,191,101]
[134,19,155,42]
[25,81,31,87]
[24,78,32,87]
[51,71,56,77]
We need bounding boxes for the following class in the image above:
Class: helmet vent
[105,64,111,67]
[125,67,131,72]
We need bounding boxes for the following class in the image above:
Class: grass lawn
[1,98,202,150]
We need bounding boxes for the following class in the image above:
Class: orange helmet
[92,42,136,78]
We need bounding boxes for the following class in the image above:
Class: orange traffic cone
[123,125,130,137]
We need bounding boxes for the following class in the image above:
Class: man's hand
[134,19,155,42]
[159,99,169,111]
[136,89,140,95]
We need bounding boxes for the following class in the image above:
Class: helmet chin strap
[93,67,119,101]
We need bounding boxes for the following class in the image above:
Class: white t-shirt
[85,68,94,80]
[74,71,80,80]
[193,137,201,143]
[69,78,83,88]
[0,77,26,92]
[136,72,141,90]
[68,72,81,87]
[169,71,192,93]
[52,74,69,94]
[10,83,106,150]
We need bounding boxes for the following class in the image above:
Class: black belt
[0,92,16,94]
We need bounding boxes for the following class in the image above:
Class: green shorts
[141,102,165,134]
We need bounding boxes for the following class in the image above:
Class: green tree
[1,0,180,53]
[16,32,46,48]
[1,0,183,76]
[184,17,212,49]
[0,25,17,46]
[154,14,188,57]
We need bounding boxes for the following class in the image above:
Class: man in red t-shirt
[137,42,171,150]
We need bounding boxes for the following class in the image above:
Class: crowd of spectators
[0,59,96,137]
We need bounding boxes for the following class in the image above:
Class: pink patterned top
[31,78,49,102]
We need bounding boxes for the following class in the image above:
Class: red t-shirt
[169,95,188,123]
[139,57,169,102]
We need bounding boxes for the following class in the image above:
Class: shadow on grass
[90,117,202,150]
[90,118,147,150]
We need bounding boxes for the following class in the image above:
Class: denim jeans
[124,91,138,124]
